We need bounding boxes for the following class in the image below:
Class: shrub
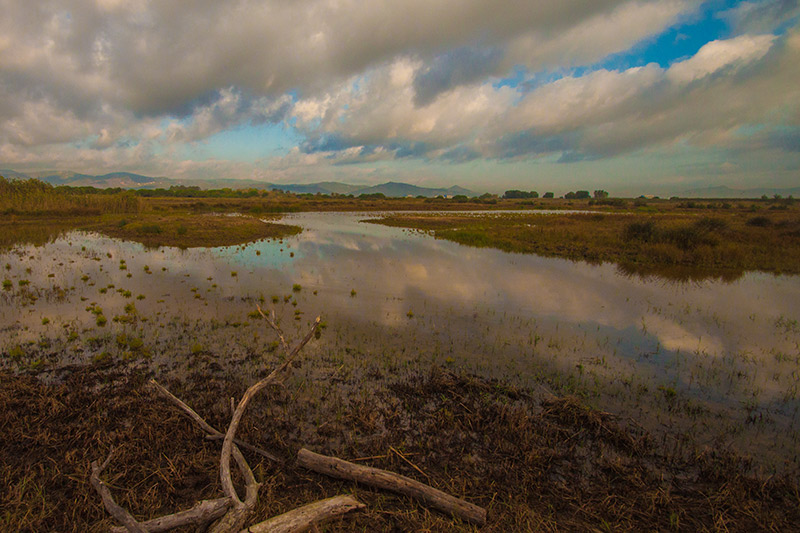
[746,216,772,227]
[694,217,728,233]
[623,221,657,243]
[137,224,162,234]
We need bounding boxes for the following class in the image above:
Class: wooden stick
[242,495,365,533]
[149,380,282,464]
[109,498,232,533]
[90,451,148,533]
[218,317,320,505]
[297,448,486,526]
[212,316,321,532]
[256,305,290,353]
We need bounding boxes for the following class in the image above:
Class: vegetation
[1,176,141,216]
[82,214,301,248]
[371,207,800,279]
[0,366,796,532]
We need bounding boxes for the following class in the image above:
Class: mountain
[1,169,477,197]
[675,186,800,199]
[349,182,477,198]
[268,182,362,195]
[2,170,176,189]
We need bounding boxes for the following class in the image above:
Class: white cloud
[667,34,776,83]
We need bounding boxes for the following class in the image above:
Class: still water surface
[2,211,799,466]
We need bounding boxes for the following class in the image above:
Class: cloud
[1,0,798,189]
[286,28,799,165]
[413,46,504,106]
[666,34,776,83]
[722,0,800,35]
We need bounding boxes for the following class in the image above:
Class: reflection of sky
[2,212,800,405]
[281,213,799,359]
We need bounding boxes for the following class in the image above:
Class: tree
[543,192,554,198]
[593,190,609,199]
[503,190,539,199]
[575,190,590,199]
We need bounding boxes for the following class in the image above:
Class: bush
[137,224,162,234]
[623,221,657,243]
[694,217,728,233]
[746,216,772,227]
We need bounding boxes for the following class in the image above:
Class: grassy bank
[1,365,797,532]
[83,213,301,248]
[370,209,800,279]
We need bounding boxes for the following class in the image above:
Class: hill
[0,169,476,197]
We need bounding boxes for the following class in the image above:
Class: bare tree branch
[149,379,283,465]
[90,450,148,533]
[257,305,290,353]
[109,498,232,533]
[218,317,320,506]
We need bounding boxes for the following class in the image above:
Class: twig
[390,446,430,482]
[256,304,290,353]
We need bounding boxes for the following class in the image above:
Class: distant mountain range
[271,181,476,198]
[0,169,478,198]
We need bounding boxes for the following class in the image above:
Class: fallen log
[296,448,487,526]
[241,495,365,533]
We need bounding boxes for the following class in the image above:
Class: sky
[0,0,799,195]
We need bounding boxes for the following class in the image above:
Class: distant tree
[503,190,539,199]
[564,191,577,199]
[575,190,590,199]
[593,190,609,199]
[543,192,554,198]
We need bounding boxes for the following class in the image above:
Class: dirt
[1,364,798,532]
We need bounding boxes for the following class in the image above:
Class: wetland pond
[2,211,799,470]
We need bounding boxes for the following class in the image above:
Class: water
[2,211,799,467]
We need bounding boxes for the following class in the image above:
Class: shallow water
[2,211,799,467]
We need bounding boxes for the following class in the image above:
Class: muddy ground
[1,362,798,532]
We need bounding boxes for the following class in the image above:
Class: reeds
[0,177,141,215]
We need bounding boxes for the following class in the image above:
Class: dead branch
[150,379,283,464]
[241,495,365,533]
[95,311,326,533]
[257,304,290,353]
[297,448,487,526]
[90,451,148,533]
[218,316,320,506]
[109,498,232,533]
[212,315,320,532]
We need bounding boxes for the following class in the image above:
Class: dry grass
[1,366,797,532]
[371,208,800,279]
[83,213,302,248]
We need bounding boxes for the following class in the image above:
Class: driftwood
[242,495,366,533]
[297,448,487,526]
[109,498,232,533]
[90,451,147,533]
[91,310,364,533]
